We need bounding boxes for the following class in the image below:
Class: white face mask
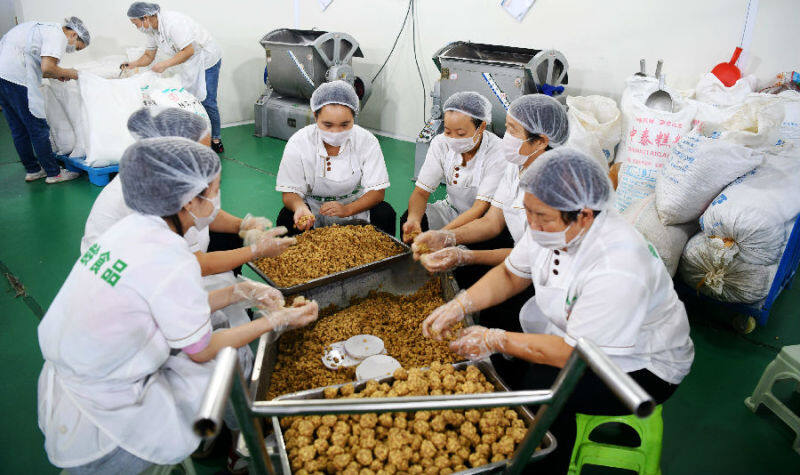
[445,131,480,154]
[529,222,586,250]
[501,132,535,165]
[318,127,352,147]
[65,44,77,54]
[188,191,220,231]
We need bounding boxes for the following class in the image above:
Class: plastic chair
[568,405,663,475]
[745,344,800,455]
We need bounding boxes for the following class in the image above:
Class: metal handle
[655,59,663,78]
[194,347,238,437]
[639,58,646,75]
[253,389,553,416]
[575,338,655,417]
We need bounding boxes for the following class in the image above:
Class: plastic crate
[55,155,118,186]
[677,215,800,327]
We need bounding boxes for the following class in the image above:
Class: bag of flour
[655,131,763,225]
[565,95,621,168]
[43,83,75,155]
[621,195,697,277]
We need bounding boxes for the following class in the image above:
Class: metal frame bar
[194,338,654,475]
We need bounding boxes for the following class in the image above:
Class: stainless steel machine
[254,29,371,141]
[414,42,569,178]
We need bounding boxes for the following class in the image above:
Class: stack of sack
[573,72,800,291]
[42,54,210,168]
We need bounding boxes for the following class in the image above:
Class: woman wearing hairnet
[423,148,694,471]
[122,2,225,153]
[81,107,291,276]
[401,91,506,242]
[0,16,90,183]
[37,137,319,474]
[275,80,396,235]
[412,94,569,331]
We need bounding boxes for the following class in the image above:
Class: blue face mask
[65,44,77,54]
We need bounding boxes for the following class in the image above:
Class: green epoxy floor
[1,118,798,474]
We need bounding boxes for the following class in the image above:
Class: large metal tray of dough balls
[270,360,557,474]
[246,222,411,295]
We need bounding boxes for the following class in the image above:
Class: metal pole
[251,390,553,416]
[193,347,237,438]
[230,364,274,475]
[575,338,655,418]
[504,351,588,475]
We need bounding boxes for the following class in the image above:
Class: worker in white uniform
[0,16,90,183]
[122,2,225,153]
[37,137,319,474]
[424,148,695,471]
[401,91,505,242]
[276,80,396,236]
[413,94,569,332]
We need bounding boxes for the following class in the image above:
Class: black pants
[491,356,679,473]
[207,231,245,276]
[276,201,397,237]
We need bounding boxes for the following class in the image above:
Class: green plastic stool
[745,344,800,455]
[568,405,663,475]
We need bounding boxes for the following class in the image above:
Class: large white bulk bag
[78,73,143,167]
[776,90,800,148]
[655,131,763,225]
[565,95,621,168]
[621,195,697,277]
[43,83,75,155]
[679,233,777,304]
[700,155,800,265]
[700,95,785,149]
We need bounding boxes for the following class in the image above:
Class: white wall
[18,0,800,141]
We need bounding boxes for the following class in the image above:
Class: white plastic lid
[356,355,402,381]
[321,341,361,369]
[344,334,385,360]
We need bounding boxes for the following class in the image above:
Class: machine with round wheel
[254,29,371,140]
[413,41,569,179]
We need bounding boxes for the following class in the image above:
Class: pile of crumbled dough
[280,363,529,475]
[265,279,462,399]
[254,225,405,287]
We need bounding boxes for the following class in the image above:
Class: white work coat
[38,213,214,467]
[504,211,695,384]
[80,178,253,370]
[0,21,66,118]
[490,162,528,244]
[276,124,390,228]
[415,132,505,230]
[143,10,221,101]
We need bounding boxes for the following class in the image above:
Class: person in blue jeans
[122,2,225,153]
[0,17,90,183]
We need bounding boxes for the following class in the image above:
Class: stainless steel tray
[246,224,411,295]
[270,360,557,474]
[249,258,472,402]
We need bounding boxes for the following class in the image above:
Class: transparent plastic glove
[249,228,295,259]
[420,246,473,273]
[233,278,285,311]
[294,206,315,231]
[243,225,288,246]
[401,219,422,244]
[256,301,319,333]
[240,213,273,233]
[449,326,506,361]
[411,229,456,260]
[421,290,474,340]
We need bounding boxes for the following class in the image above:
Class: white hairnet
[519,147,612,211]
[64,17,90,46]
[120,137,221,217]
[443,91,492,123]
[310,80,360,114]
[127,107,211,142]
[507,94,569,147]
[127,2,160,18]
